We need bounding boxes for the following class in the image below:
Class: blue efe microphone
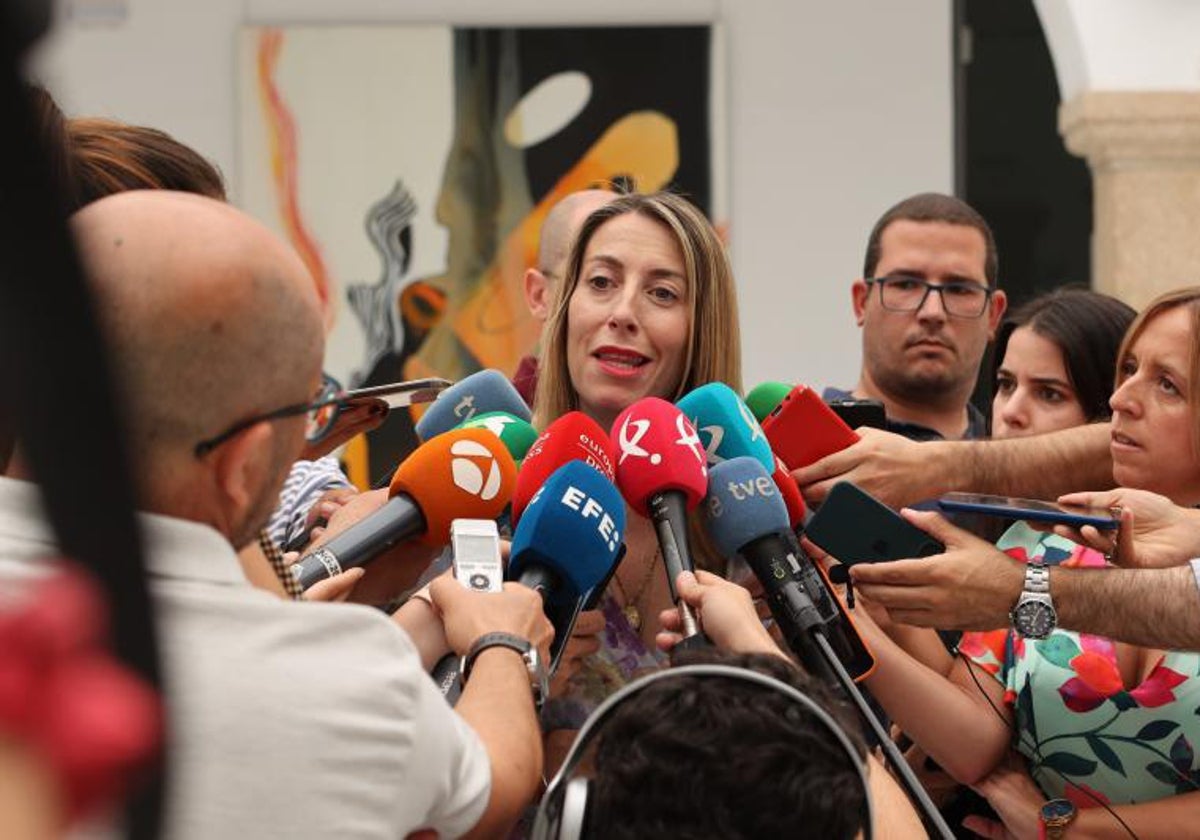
[704,457,874,681]
[677,382,774,472]
[508,460,626,606]
[415,369,532,441]
[432,461,626,703]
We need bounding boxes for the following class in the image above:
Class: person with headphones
[534,570,927,839]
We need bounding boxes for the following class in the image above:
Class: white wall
[31,0,953,392]
[1035,0,1200,100]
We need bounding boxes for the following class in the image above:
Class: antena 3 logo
[450,439,502,500]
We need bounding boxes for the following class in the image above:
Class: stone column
[1060,91,1200,307]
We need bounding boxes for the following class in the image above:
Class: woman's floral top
[539,593,667,732]
[960,522,1200,807]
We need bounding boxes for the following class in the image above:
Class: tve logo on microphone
[451,439,503,500]
[706,470,777,519]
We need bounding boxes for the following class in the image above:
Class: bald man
[0,191,551,839]
[513,188,615,404]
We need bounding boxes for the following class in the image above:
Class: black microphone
[704,457,875,680]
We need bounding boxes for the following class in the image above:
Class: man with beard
[825,193,1007,442]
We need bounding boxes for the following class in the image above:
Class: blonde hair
[533,191,742,428]
[1115,286,1200,453]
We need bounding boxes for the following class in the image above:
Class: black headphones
[531,664,875,839]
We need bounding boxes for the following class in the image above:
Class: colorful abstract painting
[238,24,725,482]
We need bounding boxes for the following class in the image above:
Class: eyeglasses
[866,275,993,319]
[194,374,345,457]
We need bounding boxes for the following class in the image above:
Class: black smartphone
[805,482,944,569]
[937,492,1120,530]
[827,398,887,430]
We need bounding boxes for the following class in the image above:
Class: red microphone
[612,398,708,640]
[771,454,807,530]
[513,412,616,524]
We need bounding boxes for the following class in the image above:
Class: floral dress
[540,593,667,732]
[960,522,1200,808]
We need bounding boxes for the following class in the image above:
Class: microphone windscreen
[513,412,616,522]
[771,455,807,529]
[389,428,517,545]
[415,369,532,441]
[677,382,774,472]
[703,457,791,558]
[509,461,626,604]
[612,397,708,517]
[458,411,539,463]
[745,381,792,423]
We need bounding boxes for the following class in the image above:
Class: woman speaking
[532,191,743,735]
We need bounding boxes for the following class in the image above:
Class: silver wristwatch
[1010,560,1057,639]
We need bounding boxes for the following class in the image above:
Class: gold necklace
[612,548,660,631]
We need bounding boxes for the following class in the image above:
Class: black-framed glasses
[866,275,993,319]
[194,373,344,457]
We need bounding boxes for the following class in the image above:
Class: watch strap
[461,631,533,684]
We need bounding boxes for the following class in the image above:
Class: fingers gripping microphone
[676,382,774,472]
[704,457,873,680]
[434,461,626,703]
[513,412,616,524]
[415,369,532,441]
[613,398,708,639]
[292,428,517,589]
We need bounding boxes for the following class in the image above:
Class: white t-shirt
[0,477,490,839]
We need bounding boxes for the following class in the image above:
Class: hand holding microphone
[292,427,516,591]
[704,456,875,680]
[655,570,785,660]
[612,397,708,641]
[432,459,627,703]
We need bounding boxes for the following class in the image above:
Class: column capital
[1061,91,1200,168]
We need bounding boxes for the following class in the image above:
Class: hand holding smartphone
[805,482,945,576]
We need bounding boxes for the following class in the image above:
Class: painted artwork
[238,24,725,483]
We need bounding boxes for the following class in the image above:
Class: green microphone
[744,381,793,423]
[457,411,539,464]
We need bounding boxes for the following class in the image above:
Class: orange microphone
[292,428,516,589]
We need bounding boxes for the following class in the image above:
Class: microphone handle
[514,564,559,600]
[293,494,424,590]
[431,654,463,705]
[647,490,701,638]
[739,533,837,681]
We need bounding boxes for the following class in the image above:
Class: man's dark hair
[587,651,868,840]
[863,192,998,286]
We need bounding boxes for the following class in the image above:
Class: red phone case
[761,385,860,470]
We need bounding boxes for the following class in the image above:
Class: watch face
[1042,799,1075,820]
[1015,600,1057,638]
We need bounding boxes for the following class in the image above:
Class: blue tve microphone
[432,460,626,703]
[704,457,874,681]
[677,382,774,472]
[415,369,532,441]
